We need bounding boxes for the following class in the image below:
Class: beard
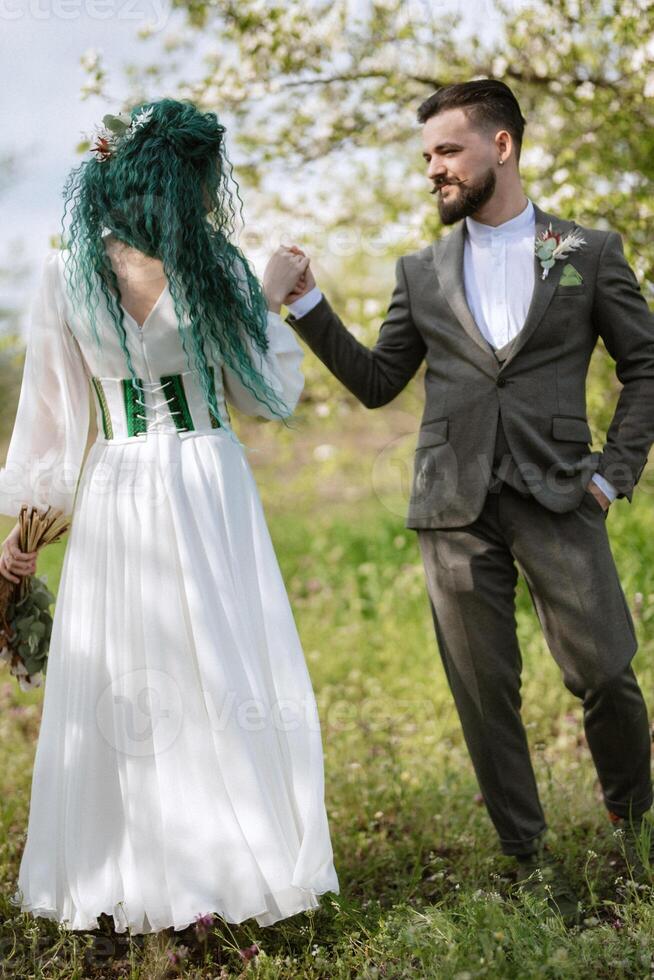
[435,167,496,225]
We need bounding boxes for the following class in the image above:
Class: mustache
[430,176,469,195]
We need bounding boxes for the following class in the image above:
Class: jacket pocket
[552,285,586,297]
[551,415,592,443]
[416,417,449,450]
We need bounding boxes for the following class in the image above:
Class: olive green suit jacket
[286,203,654,529]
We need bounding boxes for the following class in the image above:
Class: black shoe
[511,841,583,927]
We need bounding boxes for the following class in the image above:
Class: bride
[0,97,339,934]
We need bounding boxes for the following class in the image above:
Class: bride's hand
[263,247,311,313]
[282,246,316,305]
[0,523,38,584]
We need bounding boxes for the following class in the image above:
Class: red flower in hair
[92,135,114,162]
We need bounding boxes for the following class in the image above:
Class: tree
[0,152,30,448]
[82,0,654,434]
[99,0,653,276]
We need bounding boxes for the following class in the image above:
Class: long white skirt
[9,430,339,933]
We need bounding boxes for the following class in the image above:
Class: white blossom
[80,48,101,72]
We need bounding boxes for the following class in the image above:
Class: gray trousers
[417,476,653,856]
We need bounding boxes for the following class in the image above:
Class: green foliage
[0,8,649,969]
[0,488,653,976]
[0,153,31,446]
[79,0,654,461]
[0,335,26,447]
[4,576,55,678]
[105,0,653,280]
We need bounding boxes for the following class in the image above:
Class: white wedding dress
[0,248,339,933]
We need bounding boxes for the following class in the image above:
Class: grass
[1,422,654,978]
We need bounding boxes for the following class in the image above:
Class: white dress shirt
[286,198,616,501]
[463,197,536,350]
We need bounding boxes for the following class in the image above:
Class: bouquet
[0,505,70,691]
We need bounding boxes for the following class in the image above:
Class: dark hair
[416,79,526,162]
[61,97,291,428]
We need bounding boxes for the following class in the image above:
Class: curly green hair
[60,97,291,429]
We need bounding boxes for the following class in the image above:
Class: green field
[1,413,654,979]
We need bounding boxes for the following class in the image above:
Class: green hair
[60,97,292,430]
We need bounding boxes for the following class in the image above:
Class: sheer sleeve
[0,250,91,519]
[222,310,304,419]
[221,256,304,418]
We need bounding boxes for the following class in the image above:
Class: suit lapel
[433,221,496,362]
[432,201,578,371]
[499,202,576,370]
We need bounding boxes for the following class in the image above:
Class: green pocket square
[559,263,584,286]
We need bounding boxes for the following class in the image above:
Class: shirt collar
[465,197,535,243]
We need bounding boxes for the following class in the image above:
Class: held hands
[263,245,316,313]
[0,523,38,584]
[282,245,316,305]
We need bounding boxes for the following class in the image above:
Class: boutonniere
[535,223,587,280]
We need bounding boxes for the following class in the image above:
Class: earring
[498,158,505,165]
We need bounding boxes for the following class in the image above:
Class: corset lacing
[133,380,189,433]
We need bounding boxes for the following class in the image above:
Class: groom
[266,79,654,922]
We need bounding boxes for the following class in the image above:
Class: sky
[0,0,515,329]
[0,0,191,308]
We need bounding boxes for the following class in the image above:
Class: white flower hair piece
[90,106,155,162]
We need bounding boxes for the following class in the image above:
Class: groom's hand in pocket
[586,479,611,511]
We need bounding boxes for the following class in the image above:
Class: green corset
[91,366,222,440]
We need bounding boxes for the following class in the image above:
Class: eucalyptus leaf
[102,114,130,134]
[23,654,43,675]
[5,573,56,689]
[33,590,52,610]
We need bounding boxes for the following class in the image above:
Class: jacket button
[497,378,506,387]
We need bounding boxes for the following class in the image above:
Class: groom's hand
[281,245,316,306]
[586,479,611,511]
